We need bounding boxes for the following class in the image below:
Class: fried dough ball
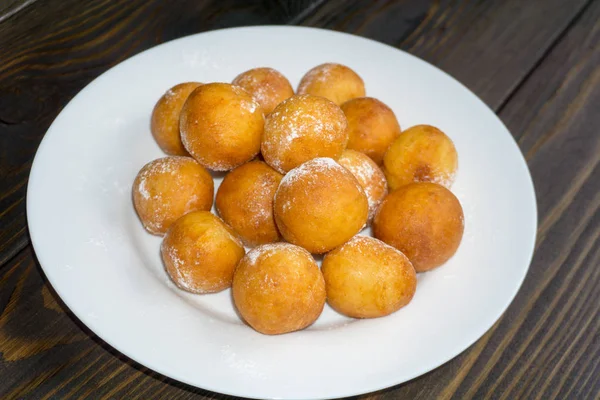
[373,182,464,272]
[273,158,368,254]
[297,63,365,105]
[383,124,458,191]
[341,97,401,165]
[232,67,294,114]
[132,156,214,235]
[232,243,326,335]
[150,82,202,156]
[216,160,284,246]
[261,94,348,174]
[180,83,263,171]
[322,236,417,318]
[338,149,388,222]
[161,211,245,293]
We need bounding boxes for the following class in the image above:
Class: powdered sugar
[163,88,176,102]
[244,242,310,266]
[262,95,348,173]
[161,242,196,292]
[225,228,244,248]
[297,63,337,93]
[339,235,410,263]
[133,156,208,234]
[241,177,277,227]
[232,67,295,115]
[138,177,150,200]
[276,157,360,214]
[338,151,388,220]
[278,157,341,187]
[161,227,241,294]
[419,169,457,189]
[233,68,283,110]
[134,156,188,205]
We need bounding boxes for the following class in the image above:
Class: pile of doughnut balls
[133,63,464,335]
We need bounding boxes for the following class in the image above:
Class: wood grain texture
[1,0,599,399]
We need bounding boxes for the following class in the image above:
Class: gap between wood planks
[0,0,38,24]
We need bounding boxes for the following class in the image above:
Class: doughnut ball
[322,236,417,318]
[232,243,326,335]
[161,211,245,293]
[262,94,348,173]
[216,160,284,246]
[150,82,202,156]
[373,182,464,272]
[274,158,368,253]
[297,63,365,105]
[132,156,214,235]
[180,83,263,171]
[383,124,458,191]
[341,97,401,165]
[232,67,294,114]
[338,149,388,222]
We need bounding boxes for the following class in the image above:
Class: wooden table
[1,1,598,398]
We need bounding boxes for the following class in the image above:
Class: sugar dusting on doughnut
[231,84,260,114]
[297,63,337,93]
[244,242,311,266]
[262,95,348,173]
[276,158,352,213]
[132,156,214,235]
[134,156,189,232]
[338,150,388,221]
[232,68,294,114]
[297,63,365,105]
[337,235,411,264]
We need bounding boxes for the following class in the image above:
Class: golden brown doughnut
[273,157,368,253]
[232,243,326,335]
[180,83,263,171]
[373,182,464,272]
[341,97,401,165]
[161,211,245,293]
[132,156,214,235]
[383,124,458,191]
[261,94,348,173]
[216,160,283,246]
[232,67,294,114]
[150,82,202,156]
[297,63,365,105]
[322,236,417,318]
[338,149,388,222]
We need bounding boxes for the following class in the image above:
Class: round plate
[27,26,537,399]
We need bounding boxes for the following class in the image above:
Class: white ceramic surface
[27,26,537,400]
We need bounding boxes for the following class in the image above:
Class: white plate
[27,26,537,399]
